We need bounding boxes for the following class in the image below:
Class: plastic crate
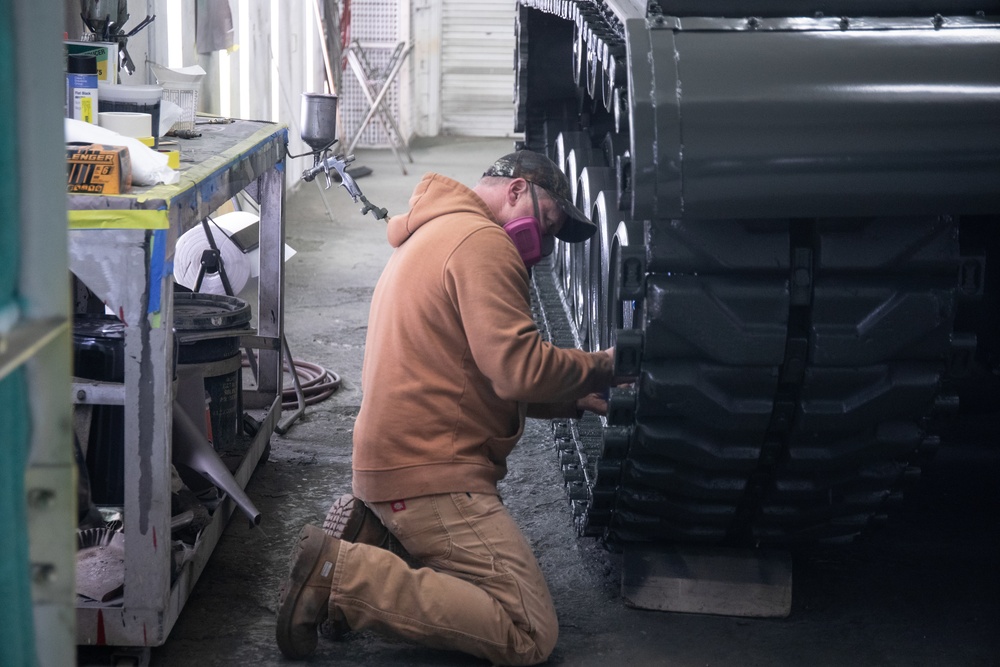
[161,82,199,132]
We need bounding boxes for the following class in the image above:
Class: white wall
[439,0,518,137]
[68,0,520,182]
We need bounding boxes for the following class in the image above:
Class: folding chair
[345,40,414,174]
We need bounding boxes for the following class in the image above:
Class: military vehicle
[514,0,1000,547]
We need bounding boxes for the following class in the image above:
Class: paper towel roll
[98,111,152,139]
[174,224,251,297]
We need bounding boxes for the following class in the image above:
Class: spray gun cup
[300,93,339,153]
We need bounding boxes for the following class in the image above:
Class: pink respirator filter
[503,216,543,268]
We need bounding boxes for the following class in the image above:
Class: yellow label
[81,96,93,123]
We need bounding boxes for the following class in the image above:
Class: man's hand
[601,345,638,385]
[575,392,608,416]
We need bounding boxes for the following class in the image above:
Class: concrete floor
[79,137,1000,666]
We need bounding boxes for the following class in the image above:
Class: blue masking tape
[148,229,167,314]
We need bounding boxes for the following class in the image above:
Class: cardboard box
[67,143,132,194]
[65,41,119,83]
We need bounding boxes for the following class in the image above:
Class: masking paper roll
[174,224,251,297]
[98,111,152,139]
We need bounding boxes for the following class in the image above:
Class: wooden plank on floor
[622,544,793,618]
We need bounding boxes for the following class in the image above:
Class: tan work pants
[328,492,558,666]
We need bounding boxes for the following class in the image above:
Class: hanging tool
[296,92,389,221]
[79,2,155,78]
[301,152,388,221]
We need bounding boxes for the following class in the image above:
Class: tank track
[521,0,975,548]
[533,220,961,547]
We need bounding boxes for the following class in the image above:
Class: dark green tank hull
[516,0,1000,546]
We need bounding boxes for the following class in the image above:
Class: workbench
[68,120,288,648]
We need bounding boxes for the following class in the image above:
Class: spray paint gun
[301,152,388,221]
[298,93,388,221]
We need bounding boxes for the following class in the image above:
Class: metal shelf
[68,120,288,648]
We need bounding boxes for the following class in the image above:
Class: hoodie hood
[386,173,497,248]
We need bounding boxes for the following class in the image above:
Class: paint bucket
[174,292,252,452]
[98,82,163,147]
[72,314,126,505]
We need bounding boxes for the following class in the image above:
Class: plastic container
[149,63,204,133]
[98,82,163,147]
[160,81,200,132]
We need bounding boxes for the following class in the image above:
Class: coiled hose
[241,352,341,409]
[280,358,342,408]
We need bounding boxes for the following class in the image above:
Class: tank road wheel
[569,241,591,348]
[608,220,644,338]
[589,190,619,352]
[553,132,592,305]
[571,17,587,88]
[576,167,616,350]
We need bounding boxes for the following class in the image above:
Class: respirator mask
[503,183,555,269]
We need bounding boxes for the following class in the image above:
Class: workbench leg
[254,165,285,400]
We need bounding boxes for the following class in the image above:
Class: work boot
[323,493,407,557]
[276,524,341,659]
[319,494,410,640]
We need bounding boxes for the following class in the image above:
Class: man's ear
[506,178,528,205]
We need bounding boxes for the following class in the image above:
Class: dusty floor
[80,137,999,666]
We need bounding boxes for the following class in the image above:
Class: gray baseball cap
[483,150,597,242]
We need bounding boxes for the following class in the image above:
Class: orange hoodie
[352,173,614,502]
